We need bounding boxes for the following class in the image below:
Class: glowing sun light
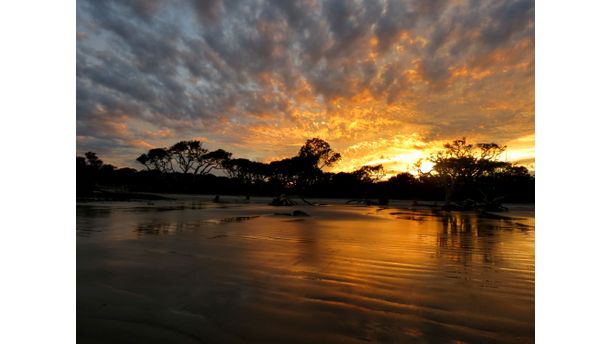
[419,160,434,173]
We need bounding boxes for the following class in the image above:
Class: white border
[537,0,612,342]
[2,0,612,342]
[0,1,76,343]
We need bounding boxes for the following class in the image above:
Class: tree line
[77,137,534,204]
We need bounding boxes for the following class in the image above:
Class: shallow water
[77,197,534,343]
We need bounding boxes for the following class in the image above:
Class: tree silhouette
[168,140,206,174]
[137,142,232,176]
[298,137,342,169]
[268,157,302,190]
[83,137,533,205]
[424,138,510,205]
[136,148,174,173]
[77,152,116,195]
[223,158,255,181]
[85,152,103,169]
[352,164,385,183]
[198,149,232,175]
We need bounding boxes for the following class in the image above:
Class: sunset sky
[76,0,534,175]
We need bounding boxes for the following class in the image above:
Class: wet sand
[77,197,534,343]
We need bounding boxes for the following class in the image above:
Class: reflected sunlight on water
[77,199,534,343]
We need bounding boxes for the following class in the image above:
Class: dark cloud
[480,0,534,48]
[192,0,223,24]
[77,0,534,169]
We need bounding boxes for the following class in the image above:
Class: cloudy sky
[77,0,534,175]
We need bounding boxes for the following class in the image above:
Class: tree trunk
[444,179,455,206]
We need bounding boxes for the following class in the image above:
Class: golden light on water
[78,202,535,342]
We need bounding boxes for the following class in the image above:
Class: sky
[76,0,534,175]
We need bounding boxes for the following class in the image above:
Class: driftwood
[269,195,297,206]
[413,197,507,212]
[300,197,315,206]
[412,201,439,208]
[441,197,508,211]
[270,195,320,206]
[274,210,310,217]
[346,198,389,206]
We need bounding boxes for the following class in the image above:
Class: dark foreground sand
[77,197,534,343]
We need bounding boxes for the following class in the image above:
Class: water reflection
[77,203,534,343]
[134,216,260,236]
[437,212,497,267]
[135,222,184,235]
[434,211,534,266]
[76,205,112,237]
[220,216,260,223]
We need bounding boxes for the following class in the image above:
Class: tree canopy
[422,138,514,205]
[136,141,231,175]
[77,137,533,204]
[168,140,206,174]
[298,137,342,169]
